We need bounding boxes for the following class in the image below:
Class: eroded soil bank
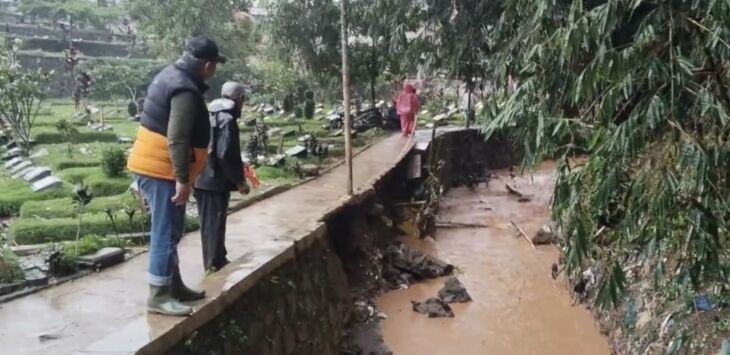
[374,162,612,355]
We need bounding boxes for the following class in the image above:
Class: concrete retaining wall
[151,130,513,355]
[166,226,350,355]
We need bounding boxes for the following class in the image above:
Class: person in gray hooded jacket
[194,81,250,272]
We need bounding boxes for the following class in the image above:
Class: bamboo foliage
[482,0,729,308]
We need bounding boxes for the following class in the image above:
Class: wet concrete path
[0,132,418,355]
[377,162,611,355]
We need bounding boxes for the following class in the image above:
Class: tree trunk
[466,86,472,129]
[341,0,353,195]
[370,45,377,107]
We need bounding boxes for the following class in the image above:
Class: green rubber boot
[147,285,193,316]
[171,266,206,302]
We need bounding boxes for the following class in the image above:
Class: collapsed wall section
[164,129,513,355]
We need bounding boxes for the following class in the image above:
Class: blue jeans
[134,174,185,286]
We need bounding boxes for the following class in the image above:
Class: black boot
[170,266,206,301]
[147,285,193,316]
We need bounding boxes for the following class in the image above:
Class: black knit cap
[184,35,227,64]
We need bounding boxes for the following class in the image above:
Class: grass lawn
[3,100,390,245]
[0,171,72,217]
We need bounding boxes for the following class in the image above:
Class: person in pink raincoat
[396,83,420,136]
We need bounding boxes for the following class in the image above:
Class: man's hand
[237,183,250,195]
[172,181,192,206]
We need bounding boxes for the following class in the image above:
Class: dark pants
[194,189,231,271]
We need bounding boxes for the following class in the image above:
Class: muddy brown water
[377,162,611,355]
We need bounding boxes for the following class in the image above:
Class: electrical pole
[341,0,353,195]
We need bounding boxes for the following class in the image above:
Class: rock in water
[438,277,472,303]
[412,298,454,318]
[532,225,556,245]
[384,244,453,280]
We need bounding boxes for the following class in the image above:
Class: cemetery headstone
[285,145,307,158]
[8,160,32,175]
[77,247,125,270]
[4,157,23,169]
[23,167,52,183]
[2,147,22,160]
[12,164,36,179]
[31,176,63,192]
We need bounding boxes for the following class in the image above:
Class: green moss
[10,212,199,245]
[19,193,138,219]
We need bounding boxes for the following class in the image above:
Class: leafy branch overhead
[482,0,729,309]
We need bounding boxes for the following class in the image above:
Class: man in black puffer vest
[194,81,250,272]
[128,35,226,317]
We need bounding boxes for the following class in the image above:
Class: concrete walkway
[0,132,421,355]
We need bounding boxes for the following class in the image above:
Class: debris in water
[506,184,531,202]
[551,263,559,279]
[383,244,453,289]
[438,277,472,303]
[532,225,556,245]
[38,333,62,342]
[411,298,454,318]
[693,294,713,312]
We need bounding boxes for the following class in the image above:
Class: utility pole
[341,0,353,195]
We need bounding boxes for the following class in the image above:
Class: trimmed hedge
[0,177,71,217]
[33,130,118,145]
[19,193,138,219]
[57,160,100,170]
[10,212,200,245]
[85,172,132,197]
[59,167,98,183]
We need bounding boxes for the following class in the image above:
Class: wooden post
[341,0,353,195]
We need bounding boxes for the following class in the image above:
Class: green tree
[0,64,51,153]
[266,0,342,92]
[483,0,730,309]
[84,61,159,103]
[127,0,254,60]
[416,0,503,126]
[350,0,420,105]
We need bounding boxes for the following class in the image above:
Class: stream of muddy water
[377,162,611,355]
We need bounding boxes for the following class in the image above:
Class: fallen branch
[511,220,557,289]
[510,220,536,252]
[505,184,523,196]
[436,221,490,229]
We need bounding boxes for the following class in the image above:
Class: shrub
[57,160,100,170]
[10,212,199,245]
[19,193,138,219]
[304,99,315,119]
[85,172,131,197]
[100,146,127,177]
[33,129,117,145]
[294,105,304,118]
[282,93,295,112]
[0,248,23,283]
[59,167,98,184]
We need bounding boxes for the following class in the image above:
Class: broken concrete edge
[79,224,327,355]
[78,129,461,355]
